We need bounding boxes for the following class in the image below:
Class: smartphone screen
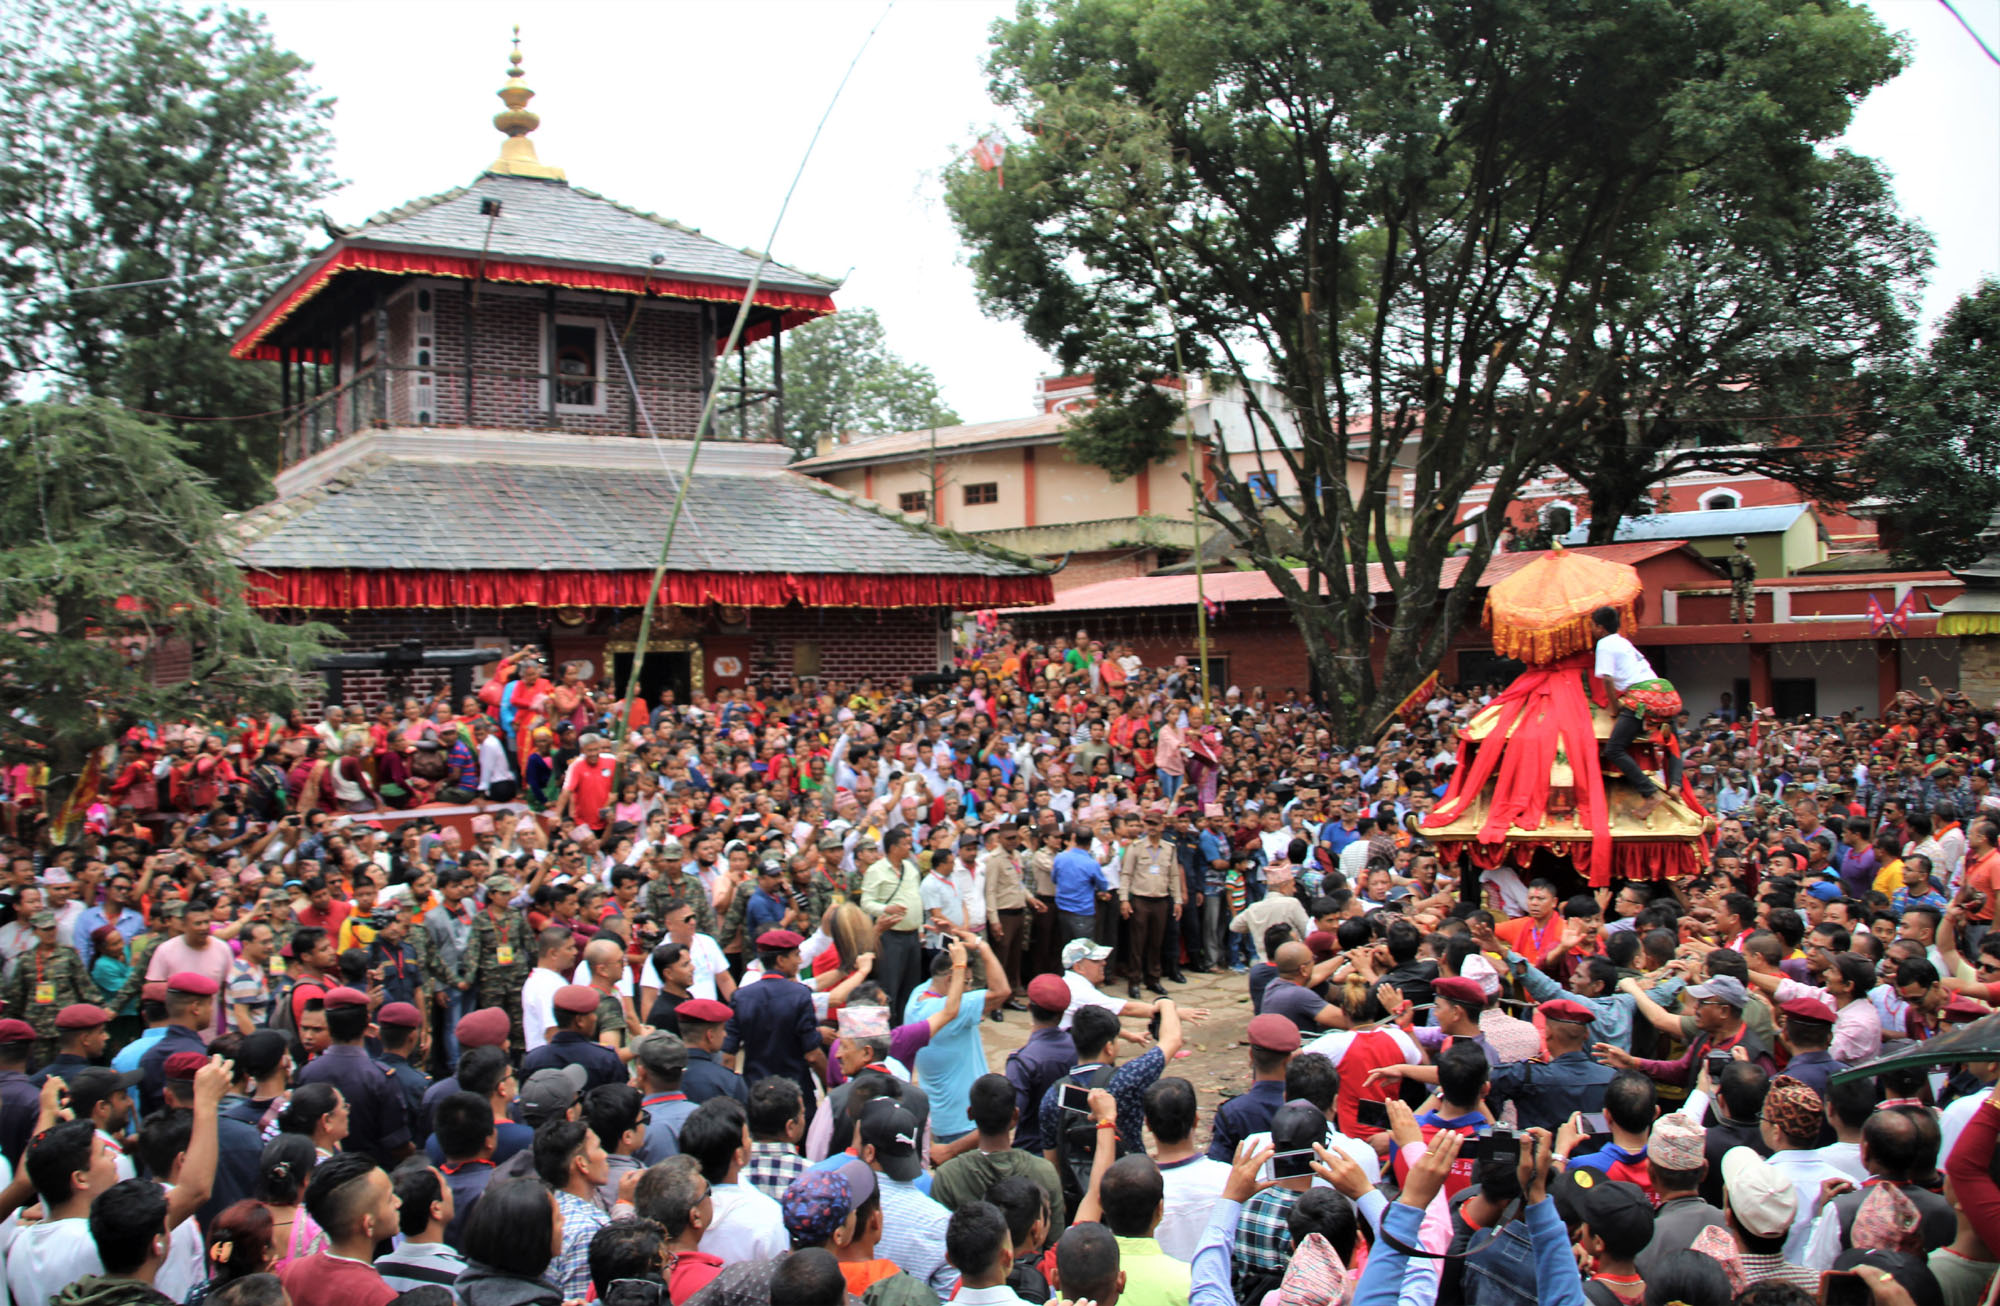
[1272,1148,1316,1180]
[1355,1098,1391,1130]
[1577,1112,1609,1135]
[1058,1082,1093,1115]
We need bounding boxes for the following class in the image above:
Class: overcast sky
[240,0,1998,423]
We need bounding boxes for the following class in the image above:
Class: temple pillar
[1749,643,1774,712]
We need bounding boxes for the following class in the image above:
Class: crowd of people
[0,631,1993,1306]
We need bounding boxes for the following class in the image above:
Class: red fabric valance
[243,567,1052,611]
[233,244,837,361]
[1430,835,1706,886]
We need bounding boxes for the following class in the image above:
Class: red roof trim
[242,567,1050,612]
[230,243,837,361]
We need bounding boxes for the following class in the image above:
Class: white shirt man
[949,853,988,934]
[638,932,730,1001]
[476,728,516,796]
[701,1180,788,1263]
[520,963,566,1053]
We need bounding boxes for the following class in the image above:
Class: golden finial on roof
[487,26,565,181]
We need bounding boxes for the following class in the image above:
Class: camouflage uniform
[1727,542,1757,623]
[4,931,103,1064]
[107,929,166,1017]
[593,989,628,1045]
[786,875,836,933]
[466,879,534,1051]
[643,868,718,939]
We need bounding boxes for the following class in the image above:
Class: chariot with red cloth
[1419,544,1711,889]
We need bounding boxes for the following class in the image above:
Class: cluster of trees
[941,0,1992,733]
[0,0,335,807]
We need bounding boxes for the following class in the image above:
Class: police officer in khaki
[1119,809,1185,999]
[981,821,1036,1008]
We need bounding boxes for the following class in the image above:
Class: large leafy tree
[1547,150,1929,540]
[946,0,1908,734]
[0,403,332,816]
[745,307,960,455]
[0,0,335,507]
[1862,280,2000,570]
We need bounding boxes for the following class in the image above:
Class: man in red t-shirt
[554,733,619,833]
[1961,818,1999,931]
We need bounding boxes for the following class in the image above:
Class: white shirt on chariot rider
[1594,633,1657,693]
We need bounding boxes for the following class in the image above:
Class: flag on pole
[1867,593,1889,636]
[1201,595,1223,620]
[1392,671,1440,726]
[972,134,1007,188]
[1889,590,1915,635]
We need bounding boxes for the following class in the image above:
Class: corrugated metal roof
[1559,503,1811,543]
[232,458,1042,578]
[794,412,1070,470]
[1017,541,1692,614]
[339,174,837,297]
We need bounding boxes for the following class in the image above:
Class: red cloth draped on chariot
[1418,545,1710,887]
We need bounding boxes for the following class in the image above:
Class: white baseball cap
[1721,1146,1798,1239]
[1062,938,1113,969]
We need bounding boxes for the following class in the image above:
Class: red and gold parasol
[1483,543,1642,665]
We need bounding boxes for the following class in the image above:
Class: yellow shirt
[1873,857,1905,897]
[1111,1236,1191,1306]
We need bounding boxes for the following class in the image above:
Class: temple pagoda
[225,36,1050,708]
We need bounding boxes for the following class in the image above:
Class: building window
[543,315,607,414]
[1702,491,1739,511]
[899,491,930,515]
[963,482,999,506]
[1246,472,1278,502]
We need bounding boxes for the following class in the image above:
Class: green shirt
[858,857,922,928]
[928,1146,1067,1233]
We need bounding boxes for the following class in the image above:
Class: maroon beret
[1779,995,1836,1024]
[455,1007,511,1048]
[675,998,734,1026]
[163,1051,209,1081]
[167,971,219,997]
[1026,974,1071,1011]
[1247,1013,1302,1052]
[55,1003,112,1030]
[322,986,369,1009]
[0,1019,34,1044]
[140,982,169,1004]
[376,1002,422,1029]
[1432,976,1488,1008]
[554,985,601,1015]
[1943,994,1990,1022]
[755,929,805,952]
[1539,998,1596,1025]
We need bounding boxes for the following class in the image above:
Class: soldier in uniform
[32,1003,114,1086]
[3,911,104,1064]
[641,843,717,939]
[373,1000,432,1141]
[414,869,477,1071]
[520,984,625,1092]
[1479,998,1618,1132]
[107,899,180,1019]
[815,834,855,898]
[1728,534,1758,623]
[784,852,836,933]
[466,873,534,1050]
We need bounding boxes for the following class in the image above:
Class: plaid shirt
[741,1140,807,1201]
[1231,1186,1299,1291]
[552,1189,608,1298]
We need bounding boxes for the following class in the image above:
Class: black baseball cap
[859,1101,922,1182]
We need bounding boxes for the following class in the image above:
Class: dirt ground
[978,966,1259,1146]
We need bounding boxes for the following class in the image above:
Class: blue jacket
[1354,1194,1584,1306]
[1052,849,1111,914]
